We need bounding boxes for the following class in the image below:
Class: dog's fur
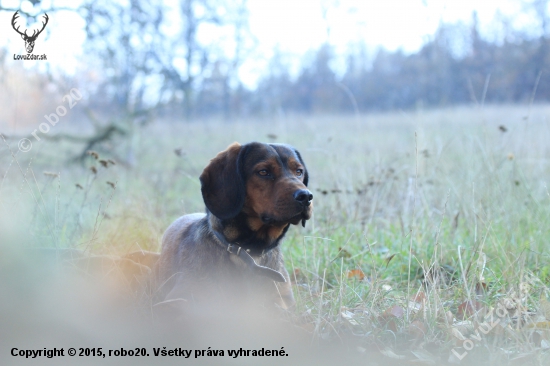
[156,142,313,309]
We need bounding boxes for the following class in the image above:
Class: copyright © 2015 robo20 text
[11,347,289,359]
[18,88,82,153]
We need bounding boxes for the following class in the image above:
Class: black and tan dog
[156,142,313,309]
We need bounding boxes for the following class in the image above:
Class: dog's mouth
[261,211,309,227]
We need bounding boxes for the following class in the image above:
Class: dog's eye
[296,169,303,177]
[258,169,269,176]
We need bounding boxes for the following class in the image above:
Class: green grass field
[2,105,550,364]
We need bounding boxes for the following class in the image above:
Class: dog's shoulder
[158,213,208,275]
[161,213,206,248]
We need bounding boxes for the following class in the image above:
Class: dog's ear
[200,142,247,220]
[294,148,309,187]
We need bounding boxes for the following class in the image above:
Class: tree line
[2,1,550,120]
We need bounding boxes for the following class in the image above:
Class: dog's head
[200,142,313,227]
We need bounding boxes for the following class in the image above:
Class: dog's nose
[294,189,313,206]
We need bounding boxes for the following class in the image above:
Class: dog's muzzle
[293,189,313,207]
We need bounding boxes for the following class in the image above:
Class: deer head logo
[11,11,49,54]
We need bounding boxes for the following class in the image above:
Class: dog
[156,142,313,310]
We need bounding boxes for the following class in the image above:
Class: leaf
[291,268,307,284]
[346,269,365,280]
[384,305,405,318]
[408,320,427,339]
[381,305,405,332]
[341,310,359,326]
[409,291,426,313]
[452,211,460,231]
[408,300,422,313]
[337,247,351,258]
[475,282,488,297]
[385,253,398,267]
[412,291,426,303]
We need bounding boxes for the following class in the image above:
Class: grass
[1,104,550,364]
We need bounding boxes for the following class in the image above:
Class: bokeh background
[1,1,550,365]
[1,0,550,124]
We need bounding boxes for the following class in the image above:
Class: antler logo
[11,11,49,54]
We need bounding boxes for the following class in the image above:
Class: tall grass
[1,104,550,364]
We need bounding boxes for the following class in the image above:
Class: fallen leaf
[384,305,405,318]
[381,305,405,332]
[412,291,426,303]
[341,310,359,326]
[408,300,422,313]
[292,268,307,284]
[346,269,365,280]
[475,282,488,296]
[409,320,427,339]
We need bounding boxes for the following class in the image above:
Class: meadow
[1,104,550,365]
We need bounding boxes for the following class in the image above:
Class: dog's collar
[211,231,286,283]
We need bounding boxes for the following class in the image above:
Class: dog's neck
[207,211,290,256]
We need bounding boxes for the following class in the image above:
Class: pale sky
[0,0,529,86]
[242,0,522,85]
[248,0,519,55]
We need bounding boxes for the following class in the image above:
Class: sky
[0,0,527,86]
[248,0,514,54]
[242,0,521,85]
